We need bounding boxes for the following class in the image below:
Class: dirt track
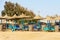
[0,31,60,40]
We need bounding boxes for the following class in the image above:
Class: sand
[0,31,60,40]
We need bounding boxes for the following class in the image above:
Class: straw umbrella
[45,15,51,30]
[33,15,43,20]
[17,13,31,30]
[33,15,43,23]
[0,16,7,24]
[18,13,31,18]
[50,16,55,25]
[52,14,58,23]
[45,15,55,31]
[33,15,43,31]
[18,13,31,31]
[12,14,18,25]
[10,14,19,31]
[49,16,56,31]
[18,13,31,24]
[12,14,18,19]
[2,14,13,24]
[54,15,59,23]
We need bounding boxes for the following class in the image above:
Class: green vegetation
[1,1,35,17]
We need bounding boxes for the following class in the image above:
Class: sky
[0,0,60,17]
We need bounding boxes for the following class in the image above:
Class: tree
[1,1,35,17]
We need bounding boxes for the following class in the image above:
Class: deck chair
[43,26,49,31]
[50,26,55,32]
[8,24,14,32]
[12,25,16,32]
[14,24,20,31]
[8,24,16,32]
[8,24,13,29]
[24,25,29,31]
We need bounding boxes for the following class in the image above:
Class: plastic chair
[8,24,15,32]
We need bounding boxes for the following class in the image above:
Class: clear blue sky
[0,0,60,17]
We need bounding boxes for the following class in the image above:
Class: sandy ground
[0,31,60,40]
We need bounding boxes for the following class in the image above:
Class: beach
[0,31,60,40]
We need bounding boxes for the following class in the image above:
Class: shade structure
[44,15,51,25]
[49,16,55,24]
[12,14,18,26]
[50,16,55,20]
[45,15,55,23]
[45,16,55,31]
[0,16,4,19]
[18,13,31,24]
[33,15,43,30]
[12,14,18,19]
[18,13,31,30]
[17,13,31,18]
[54,16,60,20]
[3,15,13,19]
[53,14,59,23]
[2,14,15,29]
[33,15,43,20]
[18,13,31,25]
[45,15,51,30]
[1,15,14,25]
[45,15,51,20]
